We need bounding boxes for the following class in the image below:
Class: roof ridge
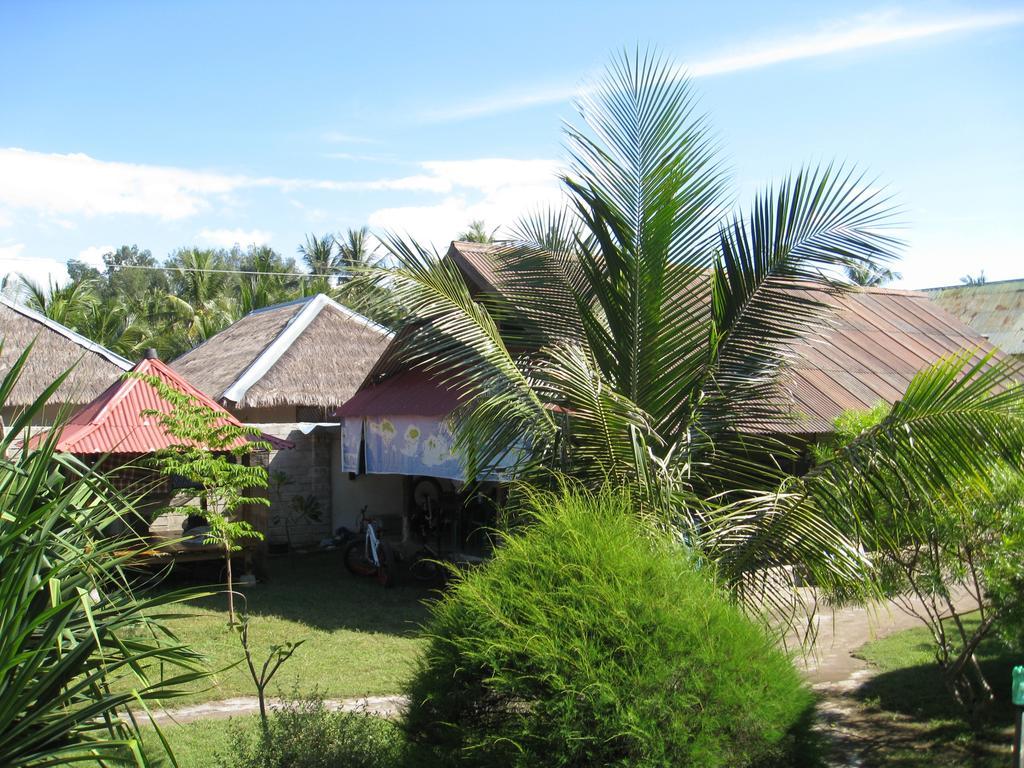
[221,294,392,405]
[0,295,133,370]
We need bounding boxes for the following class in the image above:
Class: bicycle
[342,506,394,587]
[408,481,449,585]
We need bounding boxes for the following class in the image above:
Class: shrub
[404,487,815,768]
[217,693,405,768]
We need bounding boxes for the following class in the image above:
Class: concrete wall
[248,422,334,547]
[330,437,406,538]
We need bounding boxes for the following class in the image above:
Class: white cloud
[197,227,273,247]
[0,209,12,228]
[76,244,113,269]
[0,243,70,288]
[367,158,565,247]
[421,9,1024,122]
[0,147,469,225]
[0,148,261,220]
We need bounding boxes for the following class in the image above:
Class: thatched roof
[923,278,1024,357]
[171,294,392,409]
[0,296,131,408]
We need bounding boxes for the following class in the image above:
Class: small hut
[0,295,131,428]
[171,294,392,549]
[30,350,290,568]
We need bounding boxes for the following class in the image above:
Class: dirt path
[145,694,407,725]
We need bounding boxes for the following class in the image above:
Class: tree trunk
[226,543,235,626]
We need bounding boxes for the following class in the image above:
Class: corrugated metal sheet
[765,287,998,433]
[347,243,1008,435]
[924,279,1024,356]
[334,368,465,418]
[31,357,291,454]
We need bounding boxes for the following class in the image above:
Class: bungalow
[171,293,392,548]
[0,295,131,428]
[923,278,1024,364]
[333,241,1002,548]
[27,349,289,572]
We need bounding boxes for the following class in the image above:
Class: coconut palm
[337,226,380,278]
[297,233,341,291]
[17,274,97,327]
[378,51,1024,617]
[845,263,901,286]
[457,220,498,243]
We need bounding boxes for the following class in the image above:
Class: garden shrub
[217,692,406,768]
[404,487,816,768]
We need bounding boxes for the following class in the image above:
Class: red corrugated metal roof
[334,368,465,418]
[30,357,292,454]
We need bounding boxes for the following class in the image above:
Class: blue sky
[0,0,1021,289]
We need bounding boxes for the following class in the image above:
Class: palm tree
[379,51,1024,619]
[297,233,340,291]
[17,274,97,327]
[336,226,383,279]
[458,220,498,243]
[845,263,901,286]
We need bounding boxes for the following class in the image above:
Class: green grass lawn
[847,613,1019,767]
[142,550,432,705]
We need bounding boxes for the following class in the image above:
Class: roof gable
[29,356,289,454]
[171,294,392,409]
[0,296,131,408]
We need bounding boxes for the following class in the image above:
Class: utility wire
[110,263,349,279]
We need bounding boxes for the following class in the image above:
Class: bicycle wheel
[343,538,377,578]
[375,540,395,588]
[410,549,444,583]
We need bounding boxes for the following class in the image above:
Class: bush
[404,488,816,768]
[217,693,405,768]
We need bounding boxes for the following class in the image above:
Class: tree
[17,273,97,326]
[377,50,1024,624]
[961,270,987,285]
[457,219,497,243]
[0,344,207,766]
[337,226,379,279]
[297,233,340,291]
[845,263,901,286]
[813,400,1024,711]
[141,374,270,626]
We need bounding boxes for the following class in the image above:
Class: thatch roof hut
[0,295,131,416]
[171,294,392,416]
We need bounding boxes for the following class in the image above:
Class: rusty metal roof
[922,279,1024,356]
[30,356,291,454]
[766,286,999,433]
[346,242,1004,435]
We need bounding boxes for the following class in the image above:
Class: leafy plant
[0,343,208,766]
[238,615,305,732]
[405,485,816,768]
[217,692,405,768]
[813,399,1024,712]
[376,49,1024,628]
[140,373,270,625]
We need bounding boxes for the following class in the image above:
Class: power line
[110,263,347,279]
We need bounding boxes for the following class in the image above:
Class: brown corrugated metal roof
[763,287,999,433]
[358,243,1006,435]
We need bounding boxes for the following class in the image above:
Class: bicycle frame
[364,520,382,567]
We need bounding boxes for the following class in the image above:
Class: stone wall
[249,423,334,548]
